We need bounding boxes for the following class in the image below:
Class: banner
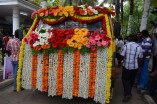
[3,56,13,80]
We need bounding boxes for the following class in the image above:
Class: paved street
[0,67,147,104]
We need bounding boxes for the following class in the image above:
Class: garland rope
[17,17,39,91]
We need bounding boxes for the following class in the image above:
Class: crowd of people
[115,27,157,102]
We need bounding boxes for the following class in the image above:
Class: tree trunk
[121,0,123,21]
[130,0,134,15]
[126,0,134,35]
[140,0,152,31]
[115,0,120,21]
[127,15,133,35]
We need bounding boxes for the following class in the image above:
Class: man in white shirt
[120,34,143,102]
[116,36,124,67]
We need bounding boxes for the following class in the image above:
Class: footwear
[21,87,25,91]
[122,95,132,102]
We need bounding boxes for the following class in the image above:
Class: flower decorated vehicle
[17,5,115,104]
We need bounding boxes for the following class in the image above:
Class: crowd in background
[115,27,157,102]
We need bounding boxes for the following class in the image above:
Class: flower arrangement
[75,5,98,16]
[25,28,52,51]
[86,30,110,51]
[31,6,115,19]
[67,28,88,50]
[25,27,110,54]
[48,28,74,48]
[18,5,114,104]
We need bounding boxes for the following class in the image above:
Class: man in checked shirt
[120,34,143,102]
[6,29,21,92]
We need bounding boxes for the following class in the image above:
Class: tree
[140,0,152,31]
[127,0,134,35]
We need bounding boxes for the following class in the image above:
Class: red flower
[48,28,74,48]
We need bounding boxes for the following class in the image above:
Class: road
[0,67,147,104]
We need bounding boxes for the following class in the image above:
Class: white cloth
[117,40,124,53]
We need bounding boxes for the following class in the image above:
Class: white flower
[33,41,40,47]
[94,10,98,14]
[88,6,93,9]
[40,38,45,45]
[83,9,87,15]
[78,5,85,9]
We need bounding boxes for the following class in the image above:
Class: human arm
[150,27,156,40]
[119,45,126,62]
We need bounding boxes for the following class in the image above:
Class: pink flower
[97,41,102,46]
[25,36,32,44]
[45,11,48,16]
[47,29,51,34]
[89,38,96,45]
[102,40,108,46]
[31,10,38,18]
[95,35,101,41]
[86,43,91,48]
[91,46,96,51]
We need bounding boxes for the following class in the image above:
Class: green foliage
[80,46,91,54]
[120,0,143,36]
[62,47,75,53]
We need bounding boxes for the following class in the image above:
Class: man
[138,30,152,91]
[147,27,157,96]
[116,36,124,67]
[120,34,143,102]
[6,30,21,92]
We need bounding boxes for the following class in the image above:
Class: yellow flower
[58,11,63,16]
[63,11,68,17]
[74,43,78,48]
[74,28,79,34]
[77,43,82,49]
[54,9,59,16]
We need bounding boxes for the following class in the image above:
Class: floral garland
[48,53,58,96]
[56,50,64,95]
[31,6,115,25]
[78,53,90,98]
[88,51,97,98]
[31,54,38,89]
[104,14,113,103]
[62,52,74,99]
[94,48,108,104]
[72,50,80,96]
[42,17,67,25]
[36,54,43,91]
[21,44,32,89]
[42,14,104,25]
[17,17,39,91]
[42,54,49,92]
[31,6,115,19]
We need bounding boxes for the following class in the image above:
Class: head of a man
[128,34,137,42]
[141,29,149,38]
[14,29,19,39]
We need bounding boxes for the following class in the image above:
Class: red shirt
[6,38,21,61]
[3,36,9,49]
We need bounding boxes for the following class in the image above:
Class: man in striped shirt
[137,30,152,91]
[6,30,21,92]
[120,34,143,102]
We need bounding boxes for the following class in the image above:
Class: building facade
[0,0,40,35]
